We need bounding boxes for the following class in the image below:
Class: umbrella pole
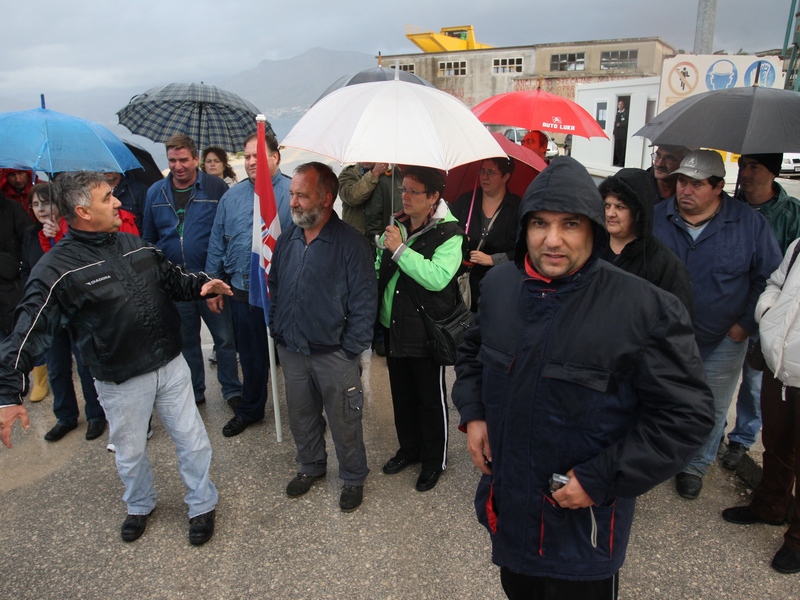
[267,330,283,442]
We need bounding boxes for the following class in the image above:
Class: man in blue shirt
[653,150,782,499]
[205,132,290,437]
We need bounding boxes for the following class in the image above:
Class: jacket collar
[67,227,117,246]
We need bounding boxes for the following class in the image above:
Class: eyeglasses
[400,187,428,196]
[479,169,500,177]
[651,152,679,165]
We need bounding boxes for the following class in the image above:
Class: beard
[291,202,325,229]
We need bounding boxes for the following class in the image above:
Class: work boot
[29,365,49,402]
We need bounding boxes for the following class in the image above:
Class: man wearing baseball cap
[722,154,800,471]
[653,150,782,500]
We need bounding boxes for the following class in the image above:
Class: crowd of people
[1,129,800,599]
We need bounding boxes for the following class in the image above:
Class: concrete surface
[2,339,800,599]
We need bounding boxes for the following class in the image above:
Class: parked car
[502,128,559,158]
[780,153,800,177]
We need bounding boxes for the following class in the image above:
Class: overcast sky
[0,0,791,96]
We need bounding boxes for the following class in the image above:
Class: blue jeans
[684,336,748,477]
[95,355,218,517]
[47,327,104,425]
[727,336,763,448]
[230,297,268,423]
[176,299,241,401]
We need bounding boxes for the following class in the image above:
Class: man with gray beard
[268,162,377,513]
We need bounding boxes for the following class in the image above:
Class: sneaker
[189,509,216,546]
[106,442,116,453]
[339,485,363,512]
[722,441,748,470]
[286,472,325,497]
[772,544,800,574]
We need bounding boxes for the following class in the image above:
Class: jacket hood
[598,168,654,239]
[515,156,607,263]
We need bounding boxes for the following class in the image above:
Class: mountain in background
[0,48,378,167]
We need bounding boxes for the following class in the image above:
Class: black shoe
[189,509,216,545]
[382,455,420,475]
[373,340,387,357]
[416,469,443,492]
[222,415,254,437]
[286,472,325,497]
[195,396,206,405]
[226,395,242,409]
[675,472,703,499]
[722,441,748,470]
[121,509,153,542]
[85,420,106,440]
[722,505,785,526]
[339,485,363,512]
[44,422,78,442]
[773,544,800,574]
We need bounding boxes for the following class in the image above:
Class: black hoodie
[598,168,694,318]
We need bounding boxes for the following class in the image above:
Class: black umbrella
[314,66,435,105]
[117,83,273,153]
[634,85,800,154]
[123,141,163,186]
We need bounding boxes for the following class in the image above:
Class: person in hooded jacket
[453,156,714,599]
[599,168,694,318]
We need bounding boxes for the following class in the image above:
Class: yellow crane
[405,25,493,52]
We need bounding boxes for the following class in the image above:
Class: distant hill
[0,48,378,168]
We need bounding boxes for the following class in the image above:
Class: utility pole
[694,0,717,54]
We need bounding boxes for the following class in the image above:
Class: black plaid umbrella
[117,83,272,153]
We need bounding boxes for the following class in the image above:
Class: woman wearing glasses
[376,166,464,493]
[450,158,521,312]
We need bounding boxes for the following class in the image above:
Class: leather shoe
[382,455,420,475]
[415,469,443,492]
[772,544,800,574]
[286,472,325,497]
[189,509,215,545]
[222,415,254,437]
[722,505,785,526]
[121,509,153,542]
[721,441,747,470]
[675,472,703,499]
[195,396,206,405]
[226,395,242,409]
[339,485,363,512]
[44,422,77,442]
[85,420,106,440]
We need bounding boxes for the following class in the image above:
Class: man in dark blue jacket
[143,134,242,407]
[653,150,781,499]
[454,157,714,599]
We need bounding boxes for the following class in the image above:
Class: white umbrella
[281,79,505,172]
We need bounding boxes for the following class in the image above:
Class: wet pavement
[2,339,800,599]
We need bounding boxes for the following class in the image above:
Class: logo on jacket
[86,275,112,286]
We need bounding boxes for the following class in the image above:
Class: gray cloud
[0,0,790,95]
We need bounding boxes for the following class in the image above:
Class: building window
[392,64,415,73]
[550,53,585,72]
[600,50,638,70]
[439,61,467,77]
[595,101,608,129]
[493,57,523,74]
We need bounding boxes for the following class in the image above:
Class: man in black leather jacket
[0,172,231,546]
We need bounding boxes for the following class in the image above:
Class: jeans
[176,299,241,401]
[95,355,217,517]
[47,327,104,425]
[278,347,369,486]
[684,336,748,477]
[229,297,268,423]
[728,335,763,448]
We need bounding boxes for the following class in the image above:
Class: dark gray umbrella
[117,83,272,153]
[634,85,800,154]
[314,67,435,105]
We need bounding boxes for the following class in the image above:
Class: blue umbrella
[0,108,141,174]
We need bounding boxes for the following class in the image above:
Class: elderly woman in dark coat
[600,168,695,318]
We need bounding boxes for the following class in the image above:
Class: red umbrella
[471,89,608,139]
[444,132,547,201]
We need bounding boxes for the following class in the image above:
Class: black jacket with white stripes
[0,228,211,404]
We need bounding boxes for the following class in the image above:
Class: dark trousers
[47,327,103,425]
[500,567,618,600]
[386,352,448,472]
[229,297,268,423]
[750,368,800,550]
